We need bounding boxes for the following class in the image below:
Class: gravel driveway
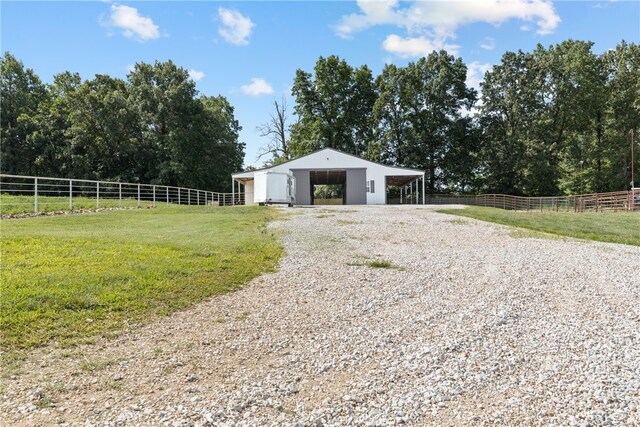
[2,205,639,426]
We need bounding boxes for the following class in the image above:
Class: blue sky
[2,1,639,167]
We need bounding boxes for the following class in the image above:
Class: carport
[386,175,424,204]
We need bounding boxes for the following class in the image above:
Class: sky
[2,1,639,168]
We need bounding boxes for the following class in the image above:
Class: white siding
[244,180,255,205]
[232,148,424,205]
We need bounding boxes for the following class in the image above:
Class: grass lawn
[0,205,283,350]
[1,193,153,215]
[436,206,640,246]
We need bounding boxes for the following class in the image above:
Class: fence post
[69,180,73,210]
[96,182,100,209]
[166,187,169,204]
[153,185,156,207]
[197,190,200,205]
[178,189,181,205]
[188,189,191,205]
[34,177,38,213]
[118,182,122,207]
[137,184,141,207]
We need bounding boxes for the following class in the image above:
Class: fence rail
[0,174,244,215]
[425,189,640,212]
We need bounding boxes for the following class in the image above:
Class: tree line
[1,53,244,192]
[270,40,638,195]
[3,40,638,196]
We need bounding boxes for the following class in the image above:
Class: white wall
[365,166,388,204]
[244,180,255,205]
[234,149,423,205]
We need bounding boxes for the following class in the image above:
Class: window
[366,180,375,193]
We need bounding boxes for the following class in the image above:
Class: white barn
[232,148,425,205]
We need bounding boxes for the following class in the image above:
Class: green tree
[479,50,543,194]
[195,95,245,192]
[376,51,476,192]
[290,55,376,157]
[534,40,607,195]
[603,41,640,190]
[374,64,408,165]
[0,52,47,175]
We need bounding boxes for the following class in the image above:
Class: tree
[374,64,408,165]
[197,95,245,192]
[0,54,245,190]
[603,41,640,190]
[289,55,376,157]
[0,52,47,175]
[375,51,476,192]
[257,96,290,165]
[534,40,607,195]
[126,60,244,190]
[479,50,543,194]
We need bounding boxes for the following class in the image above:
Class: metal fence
[425,189,640,212]
[0,174,244,215]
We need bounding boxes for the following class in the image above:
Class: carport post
[422,174,425,205]
[400,187,403,204]
[231,178,235,206]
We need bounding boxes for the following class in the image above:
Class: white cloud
[460,61,493,116]
[241,78,273,96]
[338,0,560,57]
[382,34,459,58]
[103,4,160,42]
[339,0,560,36]
[466,61,492,92]
[188,69,205,82]
[218,8,254,45]
[480,36,496,50]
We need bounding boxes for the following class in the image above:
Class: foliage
[0,53,244,192]
[290,55,376,158]
[0,52,48,176]
[282,41,638,196]
[479,40,639,196]
[313,184,342,199]
[375,51,476,192]
[0,205,283,350]
[437,206,640,246]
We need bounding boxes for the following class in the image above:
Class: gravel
[2,205,639,426]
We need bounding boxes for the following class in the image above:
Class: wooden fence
[425,189,640,212]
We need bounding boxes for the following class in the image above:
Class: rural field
[1,205,639,426]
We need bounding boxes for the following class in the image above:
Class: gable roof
[232,148,424,178]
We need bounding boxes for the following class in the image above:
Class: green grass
[347,259,404,270]
[0,205,283,350]
[436,206,640,246]
[1,193,153,215]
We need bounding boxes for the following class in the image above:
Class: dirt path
[2,205,639,426]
